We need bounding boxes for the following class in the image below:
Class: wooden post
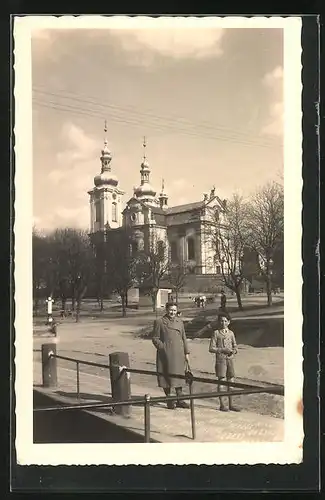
[41,343,57,388]
[109,352,131,417]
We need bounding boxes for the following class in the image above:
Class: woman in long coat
[152,302,190,409]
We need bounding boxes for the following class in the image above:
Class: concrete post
[109,351,131,417]
[41,343,57,388]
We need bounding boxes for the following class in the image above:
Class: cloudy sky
[31,23,283,231]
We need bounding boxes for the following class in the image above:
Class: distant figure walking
[220,291,227,311]
[152,302,190,410]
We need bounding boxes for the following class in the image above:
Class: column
[179,235,185,267]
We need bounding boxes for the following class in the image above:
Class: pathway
[34,362,284,443]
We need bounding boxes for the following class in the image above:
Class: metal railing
[35,352,284,442]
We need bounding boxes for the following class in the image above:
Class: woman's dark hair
[217,312,231,322]
[165,301,177,309]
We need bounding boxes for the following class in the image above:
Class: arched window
[187,237,195,260]
[170,241,178,263]
[112,202,117,222]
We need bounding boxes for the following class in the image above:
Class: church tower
[133,137,159,207]
[88,122,124,233]
[158,178,168,209]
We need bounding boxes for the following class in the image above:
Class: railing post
[41,343,57,388]
[109,352,131,417]
[76,361,80,399]
[189,381,196,440]
[144,394,151,443]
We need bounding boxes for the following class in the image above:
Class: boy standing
[209,313,241,412]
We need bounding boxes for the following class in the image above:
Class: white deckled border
[14,15,303,465]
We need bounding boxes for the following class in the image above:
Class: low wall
[184,317,284,347]
[33,390,151,444]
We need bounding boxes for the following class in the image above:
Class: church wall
[166,222,202,272]
[148,225,168,259]
[103,191,109,227]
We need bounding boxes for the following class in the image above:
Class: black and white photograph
[14,15,303,465]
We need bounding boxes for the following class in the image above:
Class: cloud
[170,178,192,190]
[262,101,283,136]
[37,122,103,230]
[48,169,67,184]
[262,66,283,87]
[261,66,283,137]
[33,216,41,227]
[36,205,90,231]
[60,122,98,156]
[58,205,89,229]
[48,122,98,185]
[111,28,225,66]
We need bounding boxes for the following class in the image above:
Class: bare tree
[89,231,109,312]
[46,228,95,318]
[167,264,187,306]
[246,182,284,306]
[32,228,49,315]
[202,194,248,309]
[105,228,139,317]
[137,236,169,312]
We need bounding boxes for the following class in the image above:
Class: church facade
[88,130,226,276]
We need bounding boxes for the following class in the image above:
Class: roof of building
[123,195,224,227]
[165,201,205,215]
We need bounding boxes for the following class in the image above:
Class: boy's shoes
[167,400,176,410]
[229,405,241,412]
[219,405,229,412]
[176,400,190,409]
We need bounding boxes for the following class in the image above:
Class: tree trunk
[33,295,40,316]
[71,297,76,312]
[121,293,127,317]
[266,275,272,307]
[100,296,104,312]
[152,291,158,313]
[75,286,87,322]
[234,286,243,310]
[76,300,81,322]
[61,297,66,314]
[175,289,179,307]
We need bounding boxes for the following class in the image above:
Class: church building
[88,126,226,276]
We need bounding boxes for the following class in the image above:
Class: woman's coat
[152,314,190,388]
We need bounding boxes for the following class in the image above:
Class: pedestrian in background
[220,290,227,311]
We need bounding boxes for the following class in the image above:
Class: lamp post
[46,296,54,325]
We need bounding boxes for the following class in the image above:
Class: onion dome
[134,136,157,199]
[94,171,118,187]
[93,121,119,187]
[134,182,156,197]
